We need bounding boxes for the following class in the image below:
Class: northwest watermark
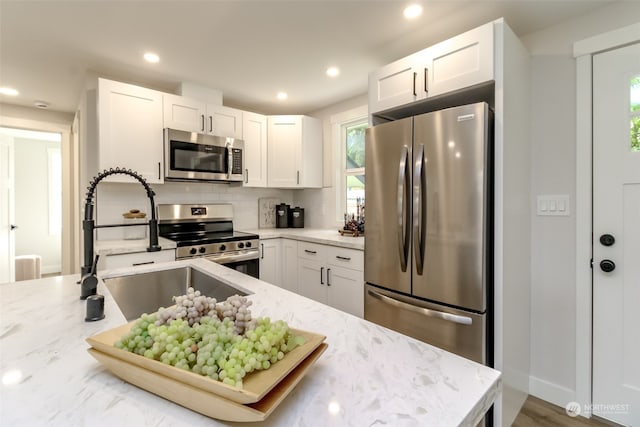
[565,401,630,418]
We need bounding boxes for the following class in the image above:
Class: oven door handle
[205,250,259,265]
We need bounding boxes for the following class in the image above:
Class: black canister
[276,203,290,228]
[290,207,304,228]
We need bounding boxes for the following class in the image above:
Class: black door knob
[599,234,615,246]
[600,259,616,273]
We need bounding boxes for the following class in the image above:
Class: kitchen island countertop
[244,228,365,251]
[0,259,499,426]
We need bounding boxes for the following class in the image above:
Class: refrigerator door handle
[413,143,425,275]
[397,146,409,272]
[367,289,473,325]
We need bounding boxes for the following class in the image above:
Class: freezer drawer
[364,284,486,364]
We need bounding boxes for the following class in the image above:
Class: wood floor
[513,396,614,427]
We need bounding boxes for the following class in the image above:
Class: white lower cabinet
[98,249,176,271]
[281,239,298,293]
[296,242,364,318]
[259,239,281,285]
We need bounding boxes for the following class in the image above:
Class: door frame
[0,115,77,275]
[574,22,640,418]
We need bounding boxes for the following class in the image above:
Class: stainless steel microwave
[164,128,244,182]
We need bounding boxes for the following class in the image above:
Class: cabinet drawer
[326,247,363,271]
[297,242,326,261]
[100,249,176,271]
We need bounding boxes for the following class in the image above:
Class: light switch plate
[537,195,570,216]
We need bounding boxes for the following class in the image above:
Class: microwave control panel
[231,148,242,174]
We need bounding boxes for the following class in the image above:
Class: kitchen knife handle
[413,143,425,275]
[397,146,409,272]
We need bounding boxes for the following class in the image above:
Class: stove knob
[189,247,197,255]
[238,242,245,249]
[199,247,206,254]
[219,244,226,251]
[245,241,252,248]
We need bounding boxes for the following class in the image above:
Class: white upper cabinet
[97,78,164,184]
[369,50,430,114]
[368,21,494,114]
[428,22,494,97]
[162,94,243,139]
[242,111,268,187]
[267,115,322,188]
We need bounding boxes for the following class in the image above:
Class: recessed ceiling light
[403,4,423,19]
[0,87,19,96]
[277,92,288,100]
[326,67,340,77]
[143,52,160,63]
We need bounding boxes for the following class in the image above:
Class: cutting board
[258,198,278,228]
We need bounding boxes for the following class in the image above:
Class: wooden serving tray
[88,343,328,422]
[86,321,326,404]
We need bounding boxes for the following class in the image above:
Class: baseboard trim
[529,375,575,409]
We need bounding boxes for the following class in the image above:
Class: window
[630,75,640,152]
[343,121,366,219]
[48,147,62,235]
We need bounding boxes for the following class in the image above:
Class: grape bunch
[114,293,306,389]
[155,287,217,327]
[216,294,254,334]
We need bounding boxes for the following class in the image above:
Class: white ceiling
[0,0,613,115]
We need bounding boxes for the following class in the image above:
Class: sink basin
[103,266,250,321]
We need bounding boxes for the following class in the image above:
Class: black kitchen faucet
[80,167,161,299]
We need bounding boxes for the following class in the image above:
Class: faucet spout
[81,167,161,297]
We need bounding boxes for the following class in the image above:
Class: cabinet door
[298,259,327,304]
[208,105,242,139]
[267,116,301,188]
[259,239,281,285]
[368,52,428,114]
[281,239,298,293]
[163,94,206,133]
[428,22,494,97]
[242,112,268,187]
[98,79,164,183]
[327,266,364,318]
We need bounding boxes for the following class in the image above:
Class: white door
[0,134,15,283]
[593,42,640,426]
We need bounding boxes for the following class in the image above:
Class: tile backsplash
[95,182,294,240]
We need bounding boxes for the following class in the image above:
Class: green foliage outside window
[631,76,640,152]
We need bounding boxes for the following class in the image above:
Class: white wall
[14,136,62,274]
[520,1,640,408]
[94,182,295,240]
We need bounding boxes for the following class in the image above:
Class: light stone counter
[244,228,364,251]
[0,259,500,426]
[94,236,177,256]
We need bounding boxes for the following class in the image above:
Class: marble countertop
[0,259,500,426]
[243,228,364,251]
[94,236,177,256]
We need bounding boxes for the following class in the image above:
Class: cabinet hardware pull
[297,170,300,185]
[261,243,264,259]
[320,267,324,284]
[327,268,331,286]
[245,168,249,184]
[201,114,205,132]
[132,261,154,267]
[413,72,417,96]
[424,68,428,94]
[158,162,161,180]
[209,116,213,133]
[304,249,317,254]
[336,255,351,261]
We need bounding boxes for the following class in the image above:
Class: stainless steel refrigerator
[364,102,493,365]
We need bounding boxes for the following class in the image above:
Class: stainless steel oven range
[158,204,259,279]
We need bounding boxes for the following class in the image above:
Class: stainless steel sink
[102,266,250,321]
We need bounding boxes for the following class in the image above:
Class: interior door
[0,134,15,283]
[593,42,640,426]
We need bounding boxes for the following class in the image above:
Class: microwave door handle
[397,146,409,272]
